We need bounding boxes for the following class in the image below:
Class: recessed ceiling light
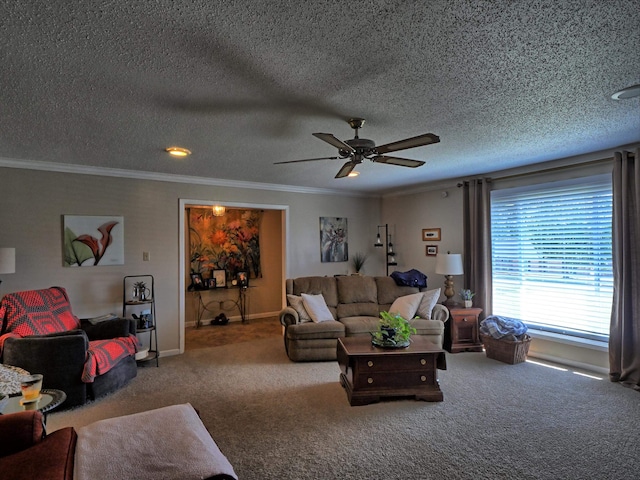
[165,146,192,157]
[611,84,640,100]
[348,171,360,177]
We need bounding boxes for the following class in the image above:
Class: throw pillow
[416,288,441,320]
[389,292,424,320]
[301,293,334,323]
[286,294,312,323]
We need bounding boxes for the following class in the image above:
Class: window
[491,174,612,342]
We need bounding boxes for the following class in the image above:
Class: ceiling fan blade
[372,156,426,168]
[313,133,355,153]
[274,156,340,165]
[335,162,357,178]
[374,133,440,154]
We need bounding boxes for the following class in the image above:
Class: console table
[192,286,251,327]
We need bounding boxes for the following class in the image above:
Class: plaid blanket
[479,315,528,341]
[83,336,138,382]
[1,287,137,383]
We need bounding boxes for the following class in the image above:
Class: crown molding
[0,156,377,198]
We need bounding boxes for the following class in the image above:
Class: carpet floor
[48,337,640,480]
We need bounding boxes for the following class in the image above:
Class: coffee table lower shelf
[337,336,446,406]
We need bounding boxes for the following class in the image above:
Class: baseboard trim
[158,348,180,358]
[527,351,609,375]
[185,310,281,328]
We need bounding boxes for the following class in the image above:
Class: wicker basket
[480,333,531,364]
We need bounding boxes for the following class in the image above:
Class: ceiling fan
[274,118,440,178]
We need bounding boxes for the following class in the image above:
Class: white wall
[0,166,380,355]
[382,184,464,300]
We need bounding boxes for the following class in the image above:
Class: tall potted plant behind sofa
[351,252,368,274]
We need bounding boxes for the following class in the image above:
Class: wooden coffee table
[337,336,446,406]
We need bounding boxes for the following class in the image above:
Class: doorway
[178,199,288,353]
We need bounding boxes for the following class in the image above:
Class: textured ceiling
[1,1,638,194]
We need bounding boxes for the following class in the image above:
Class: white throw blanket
[74,403,237,480]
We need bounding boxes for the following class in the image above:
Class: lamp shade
[0,248,16,274]
[435,253,463,275]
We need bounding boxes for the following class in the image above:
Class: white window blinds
[490,174,612,341]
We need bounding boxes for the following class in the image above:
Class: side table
[446,306,484,353]
[1,389,67,421]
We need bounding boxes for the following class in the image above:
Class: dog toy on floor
[211,313,229,325]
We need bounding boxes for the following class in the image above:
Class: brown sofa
[0,405,238,480]
[279,275,449,361]
[0,410,76,480]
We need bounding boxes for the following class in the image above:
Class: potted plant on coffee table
[371,311,417,348]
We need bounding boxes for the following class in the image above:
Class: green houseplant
[371,311,417,348]
[351,252,368,274]
[459,289,475,307]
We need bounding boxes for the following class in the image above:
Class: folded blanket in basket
[479,315,528,341]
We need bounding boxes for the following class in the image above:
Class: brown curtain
[609,149,640,390]
[462,178,493,318]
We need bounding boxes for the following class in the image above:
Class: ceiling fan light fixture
[165,146,192,157]
[611,84,640,100]
[348,171,360,177]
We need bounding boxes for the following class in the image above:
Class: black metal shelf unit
[123,275,159,367]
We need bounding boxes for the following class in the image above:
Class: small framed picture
[207,278,216,289]
[237,271,249,287]
[426,245,438,256]
[212,269,227,288]
[422,228,441,241]
[190,273,204,290]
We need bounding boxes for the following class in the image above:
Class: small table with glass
[1,389,67,420]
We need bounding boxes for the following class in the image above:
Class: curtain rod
[457,156,617,187]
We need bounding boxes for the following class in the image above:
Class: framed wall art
[63,215,124,267]
[212,269,227,288]
[422,228,441,242]
[190,273,204,290]
[426,245,438,256]
[320,217,348,263]
[237,271,249,287]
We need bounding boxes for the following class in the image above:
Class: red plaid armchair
[0,287,139,407]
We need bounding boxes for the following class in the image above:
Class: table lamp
[435,252,463,306]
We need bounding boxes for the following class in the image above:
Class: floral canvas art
[188,208,262,279]
[63,215,124,266]
[320,217,348,263]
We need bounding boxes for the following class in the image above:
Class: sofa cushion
[74,404,237,480]
[389,292,424,320]
[340,316,380,336]
[301,293,334,323]
[286,295,311,323]
[416,288,441,320]
[291,277,338,307]
[374,277,420,306]
[336,275,377,304]
[336,302,379,319]
[411,318,445,336]
[285,320,345,340]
